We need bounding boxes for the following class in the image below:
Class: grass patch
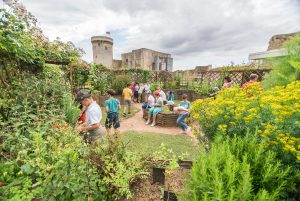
[120,131,198,160]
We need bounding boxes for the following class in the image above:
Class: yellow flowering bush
[191,81,300,162]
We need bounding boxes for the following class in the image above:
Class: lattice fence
[193,68,271,86]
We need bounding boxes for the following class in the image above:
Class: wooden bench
[143,109,179,127]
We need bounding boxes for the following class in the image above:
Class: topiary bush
[182,133,294,201]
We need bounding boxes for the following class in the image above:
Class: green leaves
[183,134,291,201]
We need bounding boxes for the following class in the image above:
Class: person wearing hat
[166,101,191,134]
[146,90,163,127]
[142,90,155,113]
[76,89,105,144]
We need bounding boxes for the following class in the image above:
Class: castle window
[105,46,108,50]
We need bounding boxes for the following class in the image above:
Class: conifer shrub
[182,133,293,201]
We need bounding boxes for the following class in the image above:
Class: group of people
[142,87,192,134]
[74,82,193,144]
[210,74,259,97]
[74,74,259,144]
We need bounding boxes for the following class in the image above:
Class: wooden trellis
[193,69,271,86]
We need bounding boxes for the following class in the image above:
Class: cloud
[19,0,300,69]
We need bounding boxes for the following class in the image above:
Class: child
[142,90,155,112]
[105,89,121,135]
[134,83,140,103]
[146,90,163,127]
[156,86,167,105]
[166,101,191,134]
[122,83,133,116]
[179,94,191,109]
[168,90,174,101]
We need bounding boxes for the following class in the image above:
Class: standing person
[122,83,133,116]
[138,83,144,103]
[146,90,163,127]
[134,83,140,103]
[157,86,167,105]
[179,94,191,109]
[76,89,105,144]
[105,89,121,136]
[144,82,150,92]
[242,74,259,89]
[130,82,136,101]
[223,76,233,88]
[168,90,175,101]
[166,101,191,134]
[142,90,155,112]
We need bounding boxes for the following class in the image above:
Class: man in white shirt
[166,101,191,134]
[76,89,105,144]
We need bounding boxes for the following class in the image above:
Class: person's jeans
[176,113,189,131]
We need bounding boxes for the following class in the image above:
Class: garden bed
[131,167,190,201]
[143,109,179,127]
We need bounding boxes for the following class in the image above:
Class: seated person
[142,90,155,112]
[179,94,191,109]
[146,90,163,127]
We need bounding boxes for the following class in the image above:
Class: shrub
[182,133,292,201]
[112,75,132,94]
[89,64,112,95]
[191,81,300,163]
[263,34,300,89]
[90,137,149,200]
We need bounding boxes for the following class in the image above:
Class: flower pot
[163,190,178,201]
[152,167,165,185]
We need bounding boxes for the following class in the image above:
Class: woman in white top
[146,90,163,127]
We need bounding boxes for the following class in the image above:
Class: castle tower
[91,36,113,67]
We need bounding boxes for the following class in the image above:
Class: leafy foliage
[263,34,300,89]
[182,133,293,201]
[88,64,112,95]
[111,75,132,94]
[90,137,149,200]
[191,82,300,163]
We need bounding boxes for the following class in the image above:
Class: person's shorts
[134,91,139,98]
[149,107,162,116]
[124,99,131,106]
[163,100,167,105]
[105,112,120,129]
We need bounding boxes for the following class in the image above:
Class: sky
[5,0,300,70]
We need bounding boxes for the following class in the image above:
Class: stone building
[249,31,299,64]
[91,36,113,68]
[121,48,173,71]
